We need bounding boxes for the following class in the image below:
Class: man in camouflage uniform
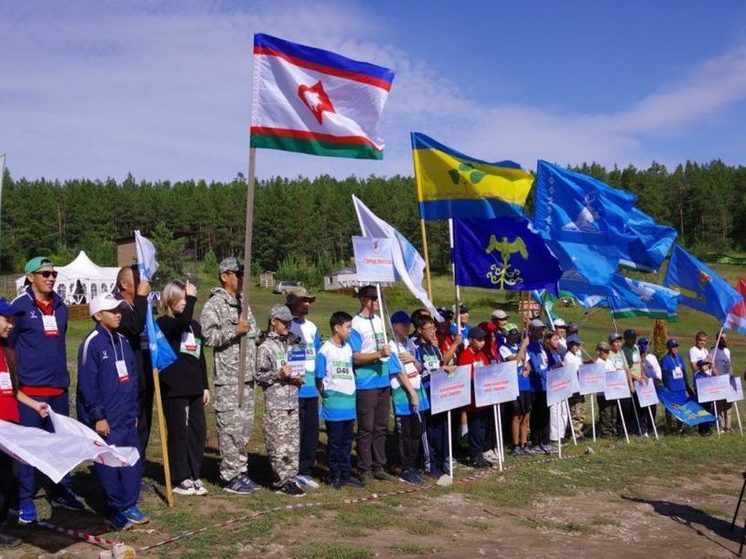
[200,257,260,494]
[255,305,304,496]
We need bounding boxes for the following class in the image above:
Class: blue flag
[656,386,716,426]
[557,271,609,309]
[545,232,620,285]
[453,216,562,293]
[618,208,677,272]
[663,244,742,322]
[146,298,177,371]
[607,275,679,321]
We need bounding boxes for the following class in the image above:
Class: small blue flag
[656,386,716,426]
[664,244,742,323]
[146,298,177,371]
[453,216,562,293]
[618,207,677,272]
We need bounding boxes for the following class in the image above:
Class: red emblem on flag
[298,81,336,124]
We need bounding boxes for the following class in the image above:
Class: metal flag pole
[590,395,597,442]
[237,147,258,408]
[492,404,502,471]
[447,410,454,479]
[736,403,744,436]
[565,398,577,446]
[715,400,721,436]
[648,406,659,440]
[449,219,461,334]
[618,400,630,444]
[497,402,505,465]
[556,407,562,458]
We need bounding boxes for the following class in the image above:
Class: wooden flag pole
[237,147,258,408]
[419,218,433,300]
[152,368,174,507]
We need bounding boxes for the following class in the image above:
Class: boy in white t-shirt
[688,331,709,388]
[711,334,733,431]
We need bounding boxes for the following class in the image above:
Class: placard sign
[604,370,631,401]
[352,236,395,283]
[474,362,519,407]
[430,365,472,414]
[578,363,606,395]
[546,365,578,406]
[727,377,744,403]
[635,378,659,408]
[696,374,731,404]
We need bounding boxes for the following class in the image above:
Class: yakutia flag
[250,33,395,160]
[725,278,746,335]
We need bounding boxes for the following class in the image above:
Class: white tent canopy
[16,251,120,305]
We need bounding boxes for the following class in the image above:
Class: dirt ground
[4,467,746,559]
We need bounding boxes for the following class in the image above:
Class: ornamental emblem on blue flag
[484,235,529,288]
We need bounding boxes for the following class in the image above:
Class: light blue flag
[664,244,743,323]
[618,208,677,272]
[607,275,679,321]
[545,232,620,285]
[557,271,609,309]
[146,298,177,371]
[533,160,637,243]
[134,230,158,282]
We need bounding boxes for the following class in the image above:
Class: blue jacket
[527,341,548,391]
[660,353,687,393]
[76,323,138,429]
[11,286,69,388]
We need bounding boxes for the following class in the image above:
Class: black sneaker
[468,456,492,469]
[344,476,365,488]
[275,480,305,497]
[0,531,21,549]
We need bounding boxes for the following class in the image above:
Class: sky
[2,0,746,182]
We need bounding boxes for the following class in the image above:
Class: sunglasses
[362,294,379,301]
[34,271,58,279]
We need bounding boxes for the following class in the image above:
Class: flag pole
[152,368,174,507]
[419,218,434,301]
[237,147,258,408]
[449,219,461,332]
[0,154,6,265]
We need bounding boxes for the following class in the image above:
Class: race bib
[373,332,385,351]
[115,360,130,384]
[406,363,421,389]
[180,332,202,359]
[327,360,355,395]
[673,366,683,379]
[42,314,59,337]
[0,371,12,396]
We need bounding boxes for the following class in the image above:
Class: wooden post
[152,368,174,507]
[237,148,258,408]
[419,218,433,300]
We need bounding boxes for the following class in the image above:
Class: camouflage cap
[269,304,293,321]
[286,287,316,306]
[219,257,244,274]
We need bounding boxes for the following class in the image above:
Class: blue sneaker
[399,469,426,486]
[106,511,134,531]
[239,475,262,493]
[17,501,37,525]
[50,488,86,511]
[122,505,150,525]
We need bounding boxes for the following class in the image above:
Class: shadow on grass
[622,494,743,556]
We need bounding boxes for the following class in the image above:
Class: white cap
[89,293,126,317]
[553,318,566,327]
[491,309,509,320]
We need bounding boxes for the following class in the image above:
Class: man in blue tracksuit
[77,293,148,530]
[11,256,84,523]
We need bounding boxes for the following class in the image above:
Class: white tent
[15,251,120,305]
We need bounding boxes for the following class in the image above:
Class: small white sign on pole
[474,362,519,407]
[727,377,744,403]
[635,378,659,408]
[604,370,631,401]
[430,366,472,415]
[352,236,395,283]
[578,363,606,395]
[696,375,731,404]
[546,365,578,406]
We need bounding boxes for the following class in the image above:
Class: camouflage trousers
[568,394,586,436]
[262,408,300,487]
[214,383,256,483]
[597,394,618,438]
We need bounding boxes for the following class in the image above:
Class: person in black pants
[115,266,153,478]
[156,280,210,496]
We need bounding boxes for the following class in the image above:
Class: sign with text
[352,236,395,283]
[604,370,631,401]
[430,365,472,414]
[546,365,578,406]
[727,377,744,403]
[696,374,731,404]
[635,378,659,408]
[578,363,606,395]
[474,362,519,407]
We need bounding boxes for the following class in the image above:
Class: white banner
[134,230,159,282]
[546,365,578,406]
[696,374,731,404]
[474,362,519,407]
[604,370,631,401]
[727,377,744,403]
[0,410,139,484]
[352,236,395,283]
[635,378,659,408]
[430,365,472,414]
[578,363,606,395]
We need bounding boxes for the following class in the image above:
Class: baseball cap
[219,257,244,274]
[286,287,316,306]
[697,359,711,368]
[666,338,680,349]
[0,298,23,316]
[623,329,637,339]
[391,310,411,325]
[553,318,567,328]
[566,321,579,334]
[468,326,487,340]
[566,334,582,346]
[505,322,519,331]
[269,304,293,322]
[89,293,126,317]
[458,304,469,314]
[529,318,546,329]
[491,309,509,320]
[596,341,611,352]
[24,256,54,274]
[609,332,623,342]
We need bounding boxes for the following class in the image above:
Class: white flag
[134,230,158,282]
[0,410,139,484]
[352,195,441,321]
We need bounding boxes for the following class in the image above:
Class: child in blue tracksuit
[77,294,147,531]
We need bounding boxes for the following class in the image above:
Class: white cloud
[1,1,745,182]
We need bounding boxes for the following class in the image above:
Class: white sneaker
[294,475,320,490]
[173,479,196,496]
[482,450,499,463]
[192,479,208,496]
